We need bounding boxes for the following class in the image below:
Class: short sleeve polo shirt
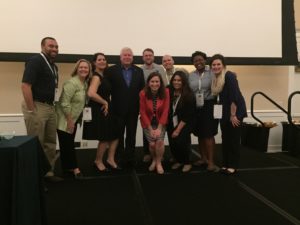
[22,54,58,103]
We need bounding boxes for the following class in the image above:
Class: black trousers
[167,126,191,164]
[220,121,242,168]
[117,113,138,162]
[57,127,78,170]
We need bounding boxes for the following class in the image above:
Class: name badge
[195,91,204,108]
[54,88,60,102]
[83,107,92,121]
[173,115,178,127]
[213,104,223,119]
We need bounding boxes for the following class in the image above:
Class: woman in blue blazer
[210,54,247,174]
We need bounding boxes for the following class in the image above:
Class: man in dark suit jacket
[104,47,145,166]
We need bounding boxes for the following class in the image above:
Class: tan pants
[22,101,57,175]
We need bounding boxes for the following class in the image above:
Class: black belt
[35,100,54,106]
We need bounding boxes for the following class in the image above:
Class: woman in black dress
[83,53,122,171]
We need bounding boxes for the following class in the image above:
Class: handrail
[250,91,288,127]
[287,91,300,130]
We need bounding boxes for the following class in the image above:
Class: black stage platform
[45,146,300,225]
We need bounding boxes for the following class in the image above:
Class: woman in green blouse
[56,59,91,178]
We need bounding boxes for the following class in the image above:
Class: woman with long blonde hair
[210,54,247,174]
[56,59,92,178]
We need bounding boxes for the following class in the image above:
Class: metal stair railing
[250,91,288,127]
[287,91,300,130]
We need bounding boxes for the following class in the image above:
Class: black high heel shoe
[106,161,122,170]
[93,163,109,172]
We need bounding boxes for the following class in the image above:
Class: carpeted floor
[46,176,143,225]
[45,145,300,225]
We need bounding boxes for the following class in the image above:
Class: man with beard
[21,37,63,182]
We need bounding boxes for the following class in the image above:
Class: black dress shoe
[220,167,227,174]
[63,170,74,178]
[127,159,137,168]
[45,175,64,183]
[192,160,208,169]
[106,161,122,170]
[74,172,84,179]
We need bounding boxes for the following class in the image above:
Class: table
[241,123,270,152]
[0,136,50,225]
[281,122,300,156]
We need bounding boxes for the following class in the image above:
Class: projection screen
[0,0,297,64]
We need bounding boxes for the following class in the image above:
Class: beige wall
[0,62,290,113]
[0,62,73,114]
[295,0,300,29]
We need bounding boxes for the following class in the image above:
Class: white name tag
[54,88,60,102]
[195,92,204,108]
[83,107,92,121]
[173,115,178,127]
[213,104,223,119]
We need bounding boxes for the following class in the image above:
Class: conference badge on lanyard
[172,115,178,127]
[213,104,223,119]
[83,107,92,121]
[40,53,59,101]
[54,88,60,102]
[195,74,204,108]
[172,95,181,127]
[195,91,204,108]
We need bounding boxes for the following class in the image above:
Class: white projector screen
[0,0,281,58]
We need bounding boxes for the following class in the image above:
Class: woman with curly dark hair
[168,71,196,172]
[189,51,219,172]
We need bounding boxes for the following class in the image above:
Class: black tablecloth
[0,136,50,225]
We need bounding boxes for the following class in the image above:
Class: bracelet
[27,110,34,113]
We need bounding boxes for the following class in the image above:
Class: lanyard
[172,94,181,115]
[40,53,58,86]
[198,72,204,92]
[84,81,89,106]
[217,95,220,104]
